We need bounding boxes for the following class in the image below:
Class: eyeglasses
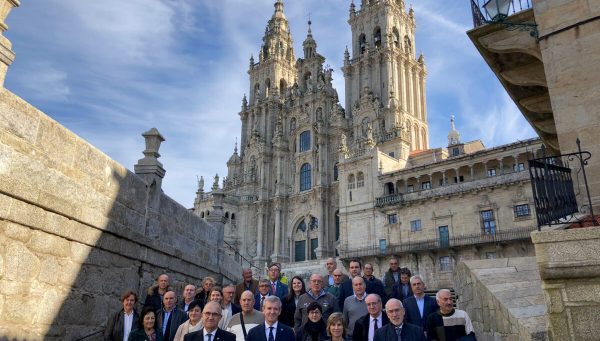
[203,312,222,318]
[308,310,322,315]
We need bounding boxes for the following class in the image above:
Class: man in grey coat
[294,274,339,332]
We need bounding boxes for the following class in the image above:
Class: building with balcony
[193,0,546,287]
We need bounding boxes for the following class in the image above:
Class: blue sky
[5,0,535,207]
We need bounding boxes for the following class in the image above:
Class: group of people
[104,258,476,341]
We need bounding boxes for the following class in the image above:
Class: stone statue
[212,174,220,190]
[198,176,205,192]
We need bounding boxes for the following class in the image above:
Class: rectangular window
[294,240,306,262]
[487,169,497,177]
[514,204,530,217]
[407,185,414,193]
[388,152,395,158]
[379,239,387,254]
[452,148,460,156]
[454,176,464,183]
[388,214,398,224]
[439,256,451,271]
[514,163,525,172]
[439,226,449,248]
[421,181,431,190]
[310,238,318,260]
[481,210,496,234]
[410,219,422,232]
[299,131,311,152]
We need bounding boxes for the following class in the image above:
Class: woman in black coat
[295,302,328,341]
[280,276,307,328]
[128,307,163,341]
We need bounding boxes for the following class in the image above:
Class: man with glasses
[362,263,386,303]
[324,258,348,288]
[294,274,339,332]
[374,299,425,341]
[352,294,389,341]
[267,263,288,300]
[254,279,272,311]
[326,269,345,299]
[184,301,236,341]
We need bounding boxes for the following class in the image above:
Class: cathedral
[193,0,542,286]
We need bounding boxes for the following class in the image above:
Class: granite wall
[0,87,242,340]
[454,257,548,341]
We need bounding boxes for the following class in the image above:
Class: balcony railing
[339,226,537,259]
[471,0,533,28]
[376,171,530,208]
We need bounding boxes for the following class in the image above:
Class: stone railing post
[0,0,19,86]
[134,128,166,238]
[207,181,226,279]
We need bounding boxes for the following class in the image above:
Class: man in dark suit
[235,268,259,305]
[267,263,289,299]
[374,299,425,341]
[254,279,272,311]
[402,275,439,330]
[157,291,188,341]
[392,268,413,302]
[352,294,389,341]
[184,301,236,341]
[247,296,295,341]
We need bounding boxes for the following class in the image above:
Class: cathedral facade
[194,0,542,286]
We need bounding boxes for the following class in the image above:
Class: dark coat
[127,328,164,341]
[254,293,271,311]
[144,285,172,312]
[183,328,237,341]
[280,296,298,328]
[382,269,401,299]
[295,324,328,341]
[231,303,242,316]
[156,307,188,341]
[338,277,385,310]
[104,309,139,341]
[235,279,259,304]
[363,276,387,303]
[402,296,439,330]
[246,323,296,341]
[352,313,390,341]
[392,282,413,302]
[269,280,289,300]
[374,323,426,341]
[195,290,210,310]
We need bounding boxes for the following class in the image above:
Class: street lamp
[481,0,538,39]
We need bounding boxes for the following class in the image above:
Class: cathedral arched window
[385,182,395,195]
[357,172,365,188]
[335,210,340,241]
[265,78,271,97]
[290,117,297,132]
[294,219,307,262]
[231,213,236,220]
[200,212,205,218]
[280,79,287,95]
[359,34,367,54]
[299,131,311,152]
[348,174,356,190]
[300,163,312,191]
[393,28,400,48]
[333,163,339,182]
[374,27,382,48]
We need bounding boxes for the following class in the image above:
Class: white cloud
[4,0,537,207]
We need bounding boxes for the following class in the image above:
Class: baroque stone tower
[194,0,429,269]
[343,0,428,158]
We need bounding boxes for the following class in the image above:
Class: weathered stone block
[38,256,62,284]
[2,221,31,242]
[70,241,92,264]
[5,242,40,282]
[28,230,70,257]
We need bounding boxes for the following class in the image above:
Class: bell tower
[343,0,429,155]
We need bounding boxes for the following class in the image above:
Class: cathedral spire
[303,19,317,59]
[448,115,461,146]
